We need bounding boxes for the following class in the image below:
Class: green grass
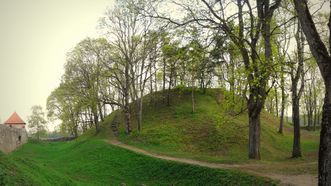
[113,88,319,163]
[0,88,319,185]
[0,137,275,185]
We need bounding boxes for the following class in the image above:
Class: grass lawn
[0,136,276,185]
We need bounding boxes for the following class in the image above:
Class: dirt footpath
[108,139,317,186]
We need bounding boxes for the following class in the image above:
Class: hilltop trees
[46,2,329,183]
[100,0,158,133]
[28,105,47,140]
[144,0,282,159]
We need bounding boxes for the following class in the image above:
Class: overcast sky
[0,0,113,128]
[0,0,328,130]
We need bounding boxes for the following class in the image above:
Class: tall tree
[47,83,81,137]
[64,38,109,133]
[292,0,331,184]
[101,0,154,133]
[289,21,305,158]
[28,105,47,140]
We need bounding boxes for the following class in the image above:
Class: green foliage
[28,105,47,139]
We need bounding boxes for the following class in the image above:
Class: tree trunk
[123,87,131,134]
[292,0,331,182]
[318,81,331,185]
[74,122,78,138]
[167,67,173,106]
[93,107,100,134]
[150,71,154,104]
[308,107,312,130]
[292,97,302,158]
[191,85,195,113]
[137,91,143,132]
[314,90,318,131]
[162,57,166,93]
[247,88,264,160]
[98,103,104,122]
[290,20,304,158]
[124,106,131,134]
[248,107,261,159]
[124,62,131,134]
[279,76,285,134]
[275,87,279,117]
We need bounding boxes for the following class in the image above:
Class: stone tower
[0,112,28,153]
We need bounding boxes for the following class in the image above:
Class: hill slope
[0,137,274,185]
[0,88,319,185]
[108,88,319,163]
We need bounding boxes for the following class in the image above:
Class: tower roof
[4,112,26,125]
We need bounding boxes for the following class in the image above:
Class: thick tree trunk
[290,20,304,158]
[318,82,331,185]
[292,98,302,158]
[293,0,331,181]
[247,89,264,160]
[248,107,261,159]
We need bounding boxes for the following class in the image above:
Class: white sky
[0,0,327,130]
[0,0,114,129]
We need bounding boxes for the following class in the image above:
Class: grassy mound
[0,151,33,185]
[0,88,319,185]
[110,88,319,163]
[0,137,274,185]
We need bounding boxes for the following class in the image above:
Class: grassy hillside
[0,151,33,185]
[0,135,275,185]
[0,88,319,185]
[110,88,319,163]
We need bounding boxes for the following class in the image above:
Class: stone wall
[0,124,28,153]
[5,124,25,129]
